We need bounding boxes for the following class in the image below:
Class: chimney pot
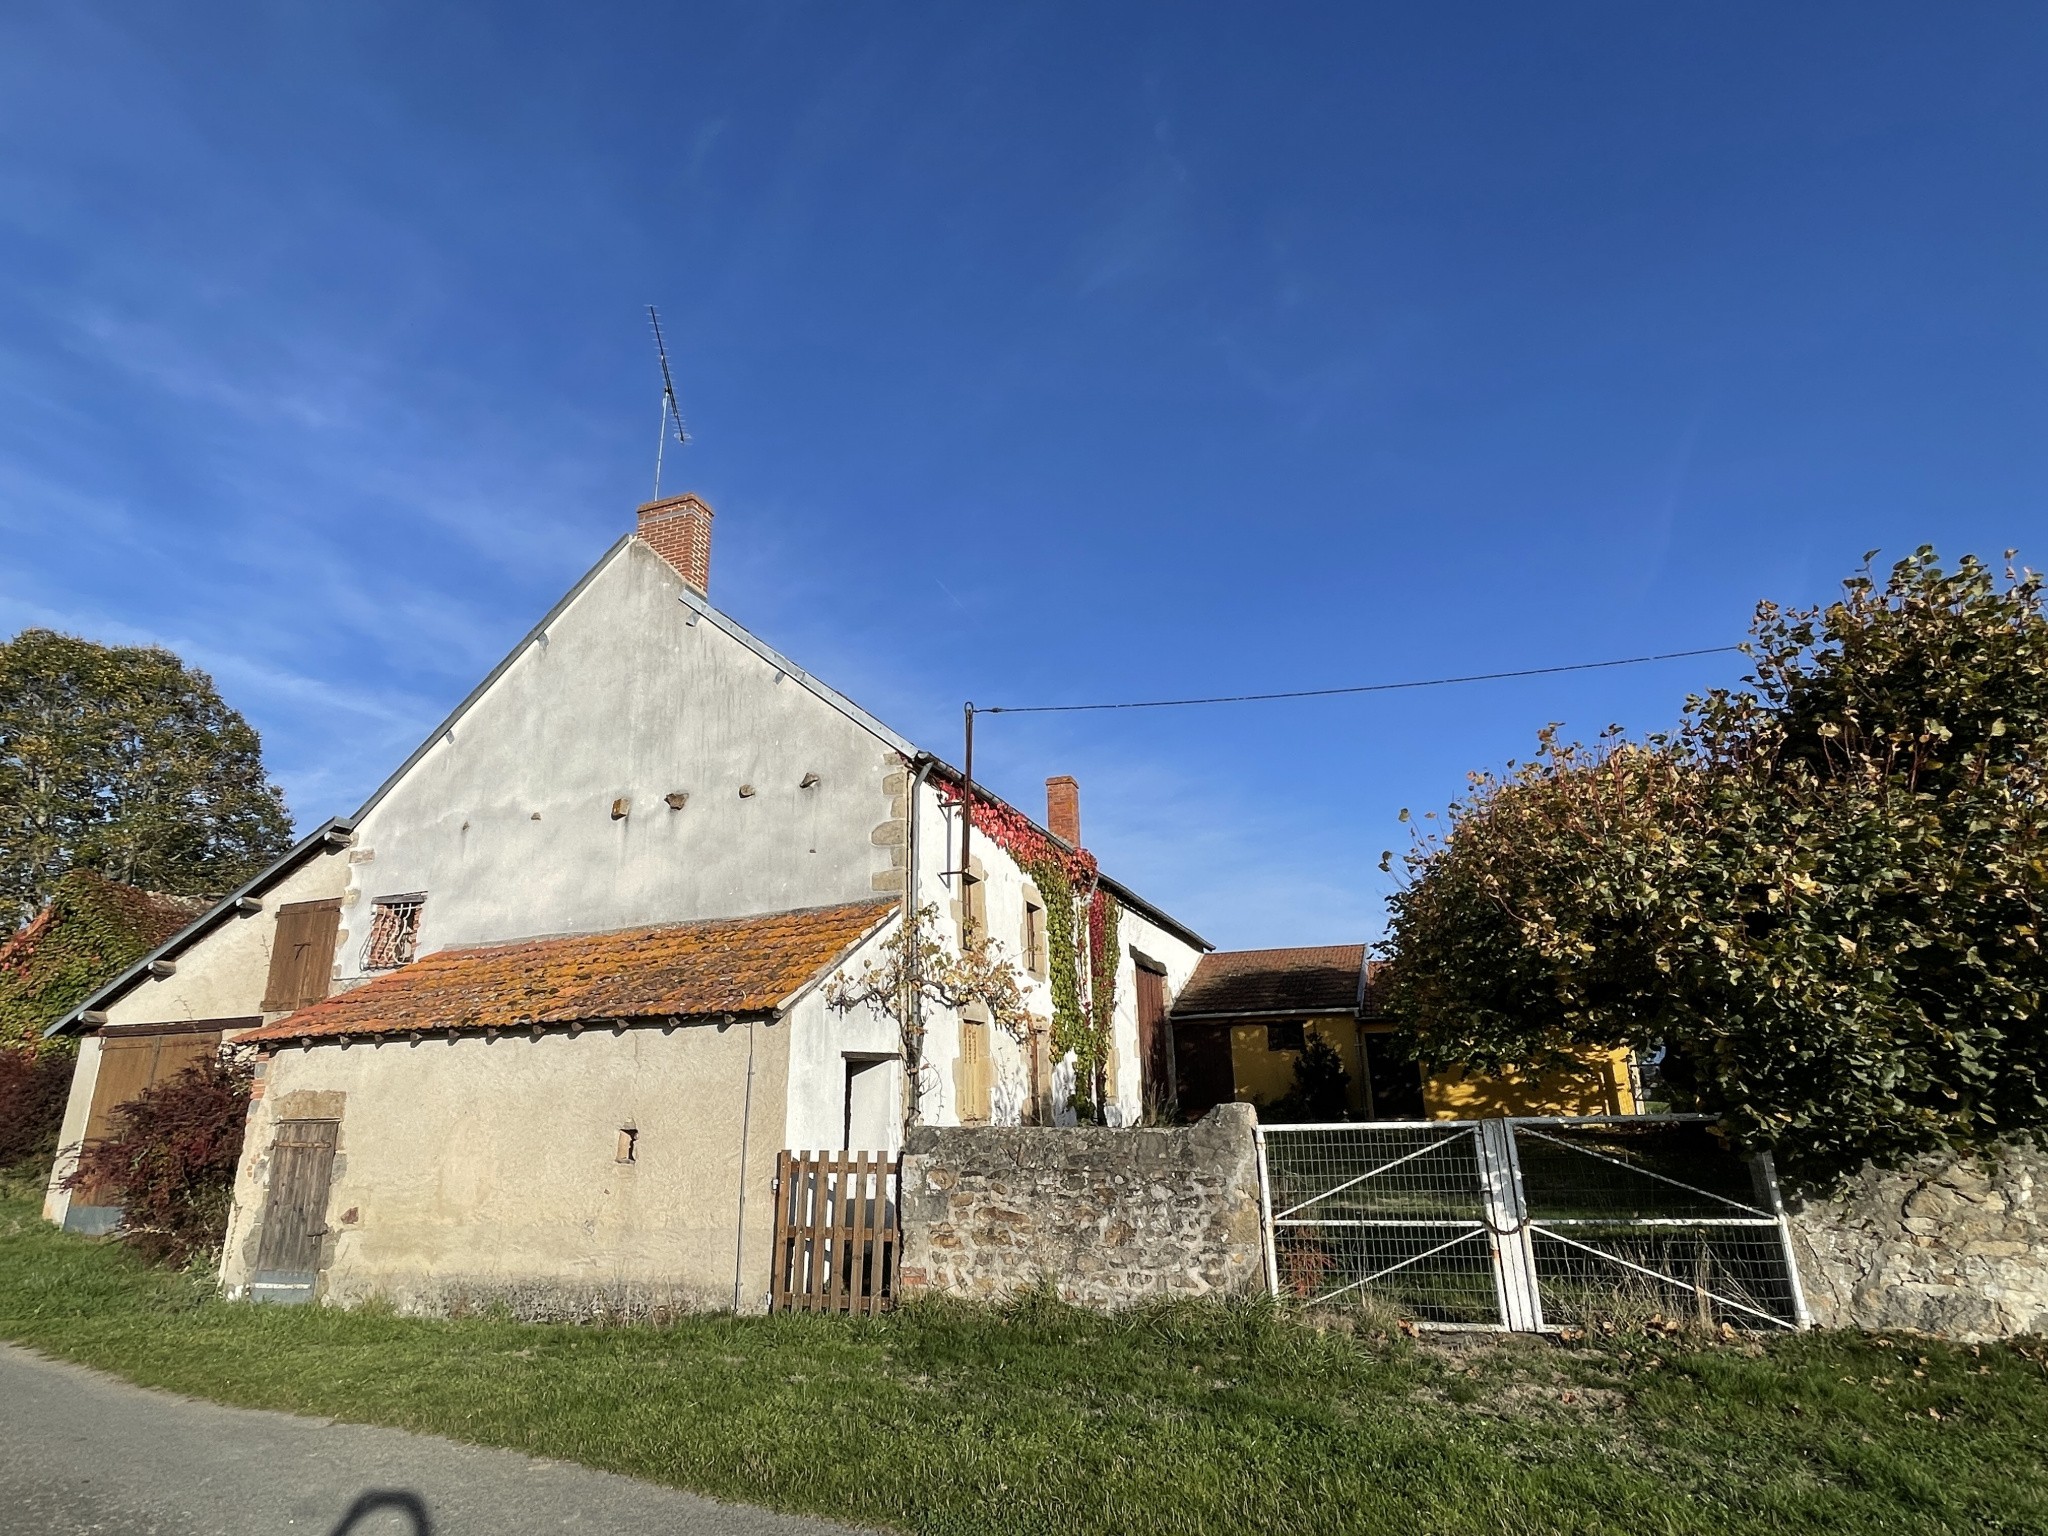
[1046,775,1080,846]
[636,494,714,593]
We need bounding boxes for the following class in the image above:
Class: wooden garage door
[75,1028,224,1206]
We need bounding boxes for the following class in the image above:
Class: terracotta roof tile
[1170,944,1369,1019]
[239,900,895,1045]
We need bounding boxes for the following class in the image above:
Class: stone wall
[1788,1139,2048,1340]
[897,1103,1265,1307]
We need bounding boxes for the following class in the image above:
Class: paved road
[0,1344,879,1536]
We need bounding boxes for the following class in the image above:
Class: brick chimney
[636,494,713,594]
[1046,775,1080,846]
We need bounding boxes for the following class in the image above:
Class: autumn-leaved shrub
[0,1044,71,1172]
[64,1050,253,1265]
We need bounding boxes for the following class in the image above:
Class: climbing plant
[0,869,205,1049]
[935,780,1122,1118]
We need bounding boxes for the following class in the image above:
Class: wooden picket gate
[768,1151,900,1314]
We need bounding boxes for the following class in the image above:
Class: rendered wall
[1423,1049,1636,1119]
[340,541,903,974]
[896,1104,1264,1307]
[221,1019,790,1317]
[1788,1139,2048,1339]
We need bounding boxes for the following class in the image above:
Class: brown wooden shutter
[262,899,341,1012]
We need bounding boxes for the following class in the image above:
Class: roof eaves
[1169,1005,1363,1022]
[44,818,355,1039]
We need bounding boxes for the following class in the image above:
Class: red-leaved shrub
[65,1050,253,1265]
[0,1045,72,1171]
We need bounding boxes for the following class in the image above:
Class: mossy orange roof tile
[240,900,895,1044]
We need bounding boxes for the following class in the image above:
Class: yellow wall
[1227,1016,1368,1114]
[1422,1048,1636,1119]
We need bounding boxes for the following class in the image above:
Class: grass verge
[1,1189,2045,1535]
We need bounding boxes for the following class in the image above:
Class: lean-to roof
[238,899,896,1045]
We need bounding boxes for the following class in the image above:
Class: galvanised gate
[1255,1115,1810,1331]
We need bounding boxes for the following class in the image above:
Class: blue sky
[2,3,2043,948]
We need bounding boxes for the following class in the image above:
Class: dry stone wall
[1788,1138,2048,1340]
[897,1103,1265,1307]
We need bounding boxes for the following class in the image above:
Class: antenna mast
[647,305,690,499]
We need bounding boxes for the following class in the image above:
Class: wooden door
[77,1029,223,1207]
[1135,964,1172,1114]
[250,1119,339,1303]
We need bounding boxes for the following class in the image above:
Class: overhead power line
[977,645,1742,716]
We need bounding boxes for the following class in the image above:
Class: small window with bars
[360,894,425,971]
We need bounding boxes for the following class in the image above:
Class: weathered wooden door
[250,1119,339,1304]
[1135,964,1172,1114]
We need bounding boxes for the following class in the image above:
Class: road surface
[0,1344,879,1536]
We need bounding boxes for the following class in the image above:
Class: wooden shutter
[262,899,341,1012]
[956,1018,992,1124]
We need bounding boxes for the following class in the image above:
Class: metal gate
[1256,1115,1808,1331]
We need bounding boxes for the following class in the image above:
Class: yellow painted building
[1169,946,1635,1122]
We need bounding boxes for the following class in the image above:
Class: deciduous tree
[1382,551,2048,1183]
[0,629,294,927]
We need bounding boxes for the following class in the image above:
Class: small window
[360,895,425,971]
[616,1128,638,1164]
[1021,899,1047,976]
[1266,1020,1306,1053]
[956,866,986,942]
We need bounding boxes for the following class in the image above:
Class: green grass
[2,1188,2046,1535]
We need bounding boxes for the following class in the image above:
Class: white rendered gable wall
[339,542,903,973]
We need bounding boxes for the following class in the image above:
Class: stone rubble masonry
[896,1103,1264,1307]
[1788,1137,2048,1340]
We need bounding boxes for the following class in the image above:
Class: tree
[0,629,294,927]
[1382,551,2048,1184]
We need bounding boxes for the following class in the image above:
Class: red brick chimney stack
[636,494,714,594]
[1046,776,1080,847]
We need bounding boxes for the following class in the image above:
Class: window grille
[1267,1020,1306,1052]
[360,895,424,971]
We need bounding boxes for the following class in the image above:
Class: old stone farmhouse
[45,493,1209,1310]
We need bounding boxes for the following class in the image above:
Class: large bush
[64,1050,253,1265]
[1382,551,2048,1183]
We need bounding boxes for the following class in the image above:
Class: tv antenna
[647,304,690,499]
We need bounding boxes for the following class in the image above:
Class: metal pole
[959,704,974,926]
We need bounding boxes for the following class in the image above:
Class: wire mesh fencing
[1512,1119,1805,1331]
[1257,1123,1505,1325]
[1256,1115,1807,1332]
